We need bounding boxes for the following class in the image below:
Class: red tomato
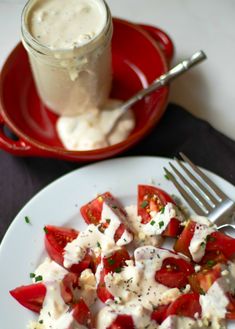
[44,225,91,273]
[80,193,132,243]
[44,225,78,265]
[60,272,79,304]
[199,250,227,268]
[174,221,196,258]
[138,185,175,224]
[9,283,46,313]
[155,257,194,289]
[188,263,222,294]
[138,185,182,237]
[97,270,114,303]
[97,248,130,303]
[80,192,126,225]
[107,315,135,329]
[162,218,183,238]
[165,293,201,319]
[206,231,235,260]
[102,248,130,273]
[73,299,94,328]
[226,293,235,320]
[151,304,169,324]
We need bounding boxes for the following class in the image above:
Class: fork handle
[120,50,207,110]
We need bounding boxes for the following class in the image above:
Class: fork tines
[164,153,228,216]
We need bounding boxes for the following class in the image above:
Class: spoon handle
[121,50,207,110]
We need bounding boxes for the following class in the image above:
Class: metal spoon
[105,50,207,135]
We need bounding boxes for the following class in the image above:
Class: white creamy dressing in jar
[23,0,113,116]
[24,0,136,150]
[29,0,107,49]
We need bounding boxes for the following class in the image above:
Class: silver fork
[164,153,235,228]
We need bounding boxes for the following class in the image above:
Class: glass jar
[21,0,113,116]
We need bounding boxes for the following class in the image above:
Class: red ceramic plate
[0,18,173,162]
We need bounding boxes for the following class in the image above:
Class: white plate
[0,156,234,329]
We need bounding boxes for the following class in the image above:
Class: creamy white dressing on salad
[125,203,183,246]
[20,188,235,329]
[200,278,229,328]
[159,315,196,329]
[34,258,69,282]
[63,201,133,268]
[189,223,216,262]
[97,247,183,328]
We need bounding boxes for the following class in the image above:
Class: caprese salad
[10,185,235,329]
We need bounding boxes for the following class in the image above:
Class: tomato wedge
[226,293,235,320]
[175,221,235,262]
[188,263,222,294]
[44,225,78,265]
[73,299,94,328]
[97,248,130,303]
[138,185,182,237]
[107,315,135,329]
[97,270,114,303]
[165,293,201,319]
[80,193,132,244]
[10,283,46,313]
[60,272,79,304]
[155,257,194,289]
[102,248,130,273]
[44,225,91,273]
[199,250,227,268]
[174,221,196,258]
[151,304,169,325]
[206,231,235,260]
[80,192,126,225]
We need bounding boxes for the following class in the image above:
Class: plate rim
[0,155,234,328]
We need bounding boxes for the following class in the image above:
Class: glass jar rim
[21,0,113,58]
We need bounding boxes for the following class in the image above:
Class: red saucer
[0,18,173,162]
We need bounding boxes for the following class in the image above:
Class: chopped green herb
[43,226,48,234]
[141,200,149,208]
[160,207,165,214]
[126,277,133,283]
[114,267,122,273]
[199,288,205,295]
[164,174,170,180]
[35,275,43,282]
[112,205,118,209]
[207,260,216,268]
[108,259,115,265]
[106,219,111,224]
[159,221,164,229]
[30,273,36,278]
[39,320,43,324]
[207,236,216,242]
[24,216,31,224]
[97,242,101,248]
[150,220,156,226]
[200,242,206,248]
